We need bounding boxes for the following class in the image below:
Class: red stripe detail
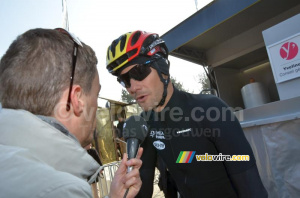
[185,151,193,163]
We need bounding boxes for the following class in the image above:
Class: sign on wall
[266,33,300,83]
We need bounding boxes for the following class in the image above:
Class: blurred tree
[197,73,210,90]
[121,89,135,103]
[170,76,189,92]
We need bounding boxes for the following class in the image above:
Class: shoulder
[38,178,92,198]
[0,145,92,198]
[178,90,227,109]
[194,93,225,105]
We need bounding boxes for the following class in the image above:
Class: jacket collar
[37,115,78,142]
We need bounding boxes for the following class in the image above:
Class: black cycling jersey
[136,87,267,198]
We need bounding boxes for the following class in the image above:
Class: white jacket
[0,108,102,198]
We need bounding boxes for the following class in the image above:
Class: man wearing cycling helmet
[106,30,268,198]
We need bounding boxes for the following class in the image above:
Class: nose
[127,78,142,94]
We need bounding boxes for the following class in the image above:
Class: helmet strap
[151,61,170,107]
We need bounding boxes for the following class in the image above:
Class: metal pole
[62,0,69,30]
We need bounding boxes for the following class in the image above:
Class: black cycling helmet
[106,30,171,107]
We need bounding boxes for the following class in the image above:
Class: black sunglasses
[117,59,159,88]
[55,28,83,111]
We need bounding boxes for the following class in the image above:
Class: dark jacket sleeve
[136,136,157,198]
[231,164,268,198]
[205,96,268,197]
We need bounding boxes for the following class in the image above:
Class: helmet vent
[110,40,118,57]
[128,48,138,58]
[120,35,127,52]
[131,31,141,46]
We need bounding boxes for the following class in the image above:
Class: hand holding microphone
[123,116,148,173]
[109,116,148,198]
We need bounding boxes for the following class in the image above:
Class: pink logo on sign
[280,42,298,60]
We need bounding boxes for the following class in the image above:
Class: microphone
[122,115,148,198]
[123,115,148,172]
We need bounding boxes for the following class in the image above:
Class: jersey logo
[153,140,165,150]
[150,130,165,139]
[176,151,195,163]
[177,128,192,134]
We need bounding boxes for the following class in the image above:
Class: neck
[154,82,174,112]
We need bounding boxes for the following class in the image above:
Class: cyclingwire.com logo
[176,151,250,163]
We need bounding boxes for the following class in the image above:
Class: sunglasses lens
[118,65,152,88]
[131,65,151,80]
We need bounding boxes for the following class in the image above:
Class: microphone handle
[124,138,140,198]
[127,166,133,173]
[126,138,138,172]
[127,138,139,160]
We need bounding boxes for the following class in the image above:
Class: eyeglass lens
[118,64,152,88]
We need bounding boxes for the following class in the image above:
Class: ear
[71,85,84,117]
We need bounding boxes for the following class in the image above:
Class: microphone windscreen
[123,115,148,143]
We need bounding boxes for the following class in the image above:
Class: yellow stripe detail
[112,60,129,72]
[108,32,132,65]
[179,151,187,163]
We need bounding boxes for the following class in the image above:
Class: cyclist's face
[120,65,164,111]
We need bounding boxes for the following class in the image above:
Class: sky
[0,0,213,107]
